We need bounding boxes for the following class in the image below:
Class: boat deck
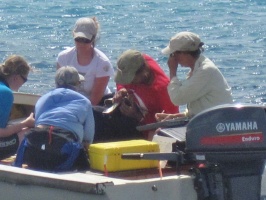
[0,159,196,200]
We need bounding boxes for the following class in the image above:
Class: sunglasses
[74,37,92,44]
[20,75,28,83]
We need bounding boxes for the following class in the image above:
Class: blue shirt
[35,88,95,143]
[0,81,13,128]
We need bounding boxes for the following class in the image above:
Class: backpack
[14,127,89,172]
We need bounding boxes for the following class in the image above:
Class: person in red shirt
[113,49,179,140]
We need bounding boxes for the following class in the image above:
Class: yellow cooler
[89,140,159,172]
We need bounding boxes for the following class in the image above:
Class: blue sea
[0,0,265,106]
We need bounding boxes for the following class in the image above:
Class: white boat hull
[0,164,196,200]
[1,92,196,200]
[2,93,266,200]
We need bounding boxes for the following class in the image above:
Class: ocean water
[0,0,265,105]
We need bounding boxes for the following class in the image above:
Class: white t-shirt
[57,47,114,98]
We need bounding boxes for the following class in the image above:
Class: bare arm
[167,56,179,79]
[0,113,35,137]
[89,76,110,106]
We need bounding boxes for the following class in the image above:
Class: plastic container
[89,140,159,172]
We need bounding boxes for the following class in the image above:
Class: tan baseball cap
[162,31,202,54]
[115,49,145,84]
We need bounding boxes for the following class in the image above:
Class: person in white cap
[156,31,233,121]
[56,17,114,106]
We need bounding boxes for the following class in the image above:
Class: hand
[22,112,35,128]
[155,113,174,122]
[113,88,128,104]
[155,112,185,122]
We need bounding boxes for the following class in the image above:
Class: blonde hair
[91,17,100,35]
[0,55,30,80]
[89,17,100,47]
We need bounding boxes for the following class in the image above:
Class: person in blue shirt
[35,66,95,146]
[0,55,34,160]
[16,66,95,171]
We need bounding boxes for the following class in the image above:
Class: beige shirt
[168,55,233,117]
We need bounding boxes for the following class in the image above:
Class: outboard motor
[186,104,266,200]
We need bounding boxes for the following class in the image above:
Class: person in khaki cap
[112,49,179,140]
[156,32,233,121]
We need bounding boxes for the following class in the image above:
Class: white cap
[162,32,202,54]
[73,17,97,40]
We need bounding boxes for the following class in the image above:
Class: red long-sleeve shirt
[117,54,179,125]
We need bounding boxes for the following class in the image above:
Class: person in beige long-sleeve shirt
[156,32,233,121]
